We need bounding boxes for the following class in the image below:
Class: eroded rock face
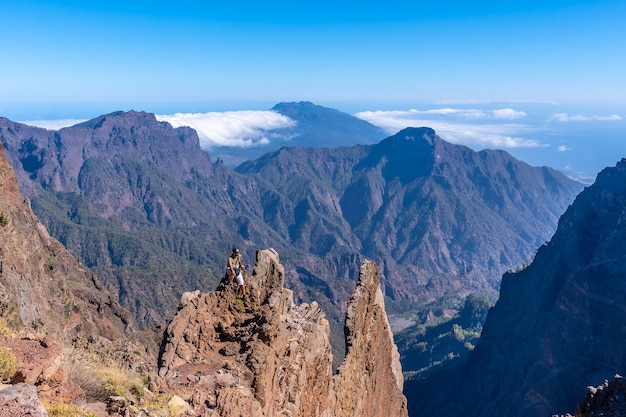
[158,249,408,416]
[0,141,131,340]
[331,260,407,417]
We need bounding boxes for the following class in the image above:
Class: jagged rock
[574,375,626,417]
[0,337,83,404]
[158,249,407,416]
[0,383,48,417]
[331,260,407,417]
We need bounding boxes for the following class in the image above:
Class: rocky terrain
[0,134,132,342]
[406,158,626,416]
[158,248,407,416]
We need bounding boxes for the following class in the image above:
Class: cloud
[434,99,559,105]
[558,145,571,152]
[549,113,623,122]
[357,108,526,121]
[18,119,87,130]
[156,111,297,149]
[354,109,544,149]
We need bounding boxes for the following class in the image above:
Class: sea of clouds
[155,110,297,149]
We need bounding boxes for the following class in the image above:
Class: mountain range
[0,103,584,367]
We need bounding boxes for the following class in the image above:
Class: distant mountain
[271,101,387,147]
[238,127,583,314]
[0,110,584,367]
[405,159,626,417]
[211,101,387,165]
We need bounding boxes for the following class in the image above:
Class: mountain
[210,101,387,165]
[405,159,626,416]
[0,140,131,340]
[238,127,583,314]
[0,109,584,367]
[271,101,387,147]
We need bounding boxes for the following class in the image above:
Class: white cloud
[434,99,559,105]
[549,113,623,122]
[357,107,526,121]
[492,108,527,119]
[156,110,297,149]
[354,109,543,149]
[558,145,571,152]
[18,119,87,130]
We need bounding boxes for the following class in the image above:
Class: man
[226,247,247,296]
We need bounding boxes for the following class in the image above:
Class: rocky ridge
[158,248,408,417]
[0,111,583,342]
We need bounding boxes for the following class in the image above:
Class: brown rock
[158,249,407,416]
[331,259,408,417]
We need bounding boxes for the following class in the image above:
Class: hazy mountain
[0,109,584,366]
[405,159,626,417]
[211,101,387,165]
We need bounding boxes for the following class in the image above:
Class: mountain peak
[355,127,438,184]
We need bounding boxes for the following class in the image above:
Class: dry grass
[62,345,148,402]
[0,346,18,382]
[0,319,19,341]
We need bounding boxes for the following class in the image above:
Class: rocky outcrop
[158,248,407,416]
[571,374,626,417]
[331,259,406,417]
[0,383,48,417]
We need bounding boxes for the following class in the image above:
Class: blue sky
[2,0,626,182]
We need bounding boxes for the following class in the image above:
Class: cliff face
[158,249,408,417]
[407,158,626,417]
[0,140,131,339]
[332,260,405,417]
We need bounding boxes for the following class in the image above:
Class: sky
[2,0,626,182]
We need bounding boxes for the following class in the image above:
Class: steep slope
[0,140,131,340]
[158,249,407,417]
[407,158,626,417]
[0,111,292,329]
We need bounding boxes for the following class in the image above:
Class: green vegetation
[395,293,493,380]
[0,211,8,227]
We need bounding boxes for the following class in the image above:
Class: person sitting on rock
[226,248,247,296]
